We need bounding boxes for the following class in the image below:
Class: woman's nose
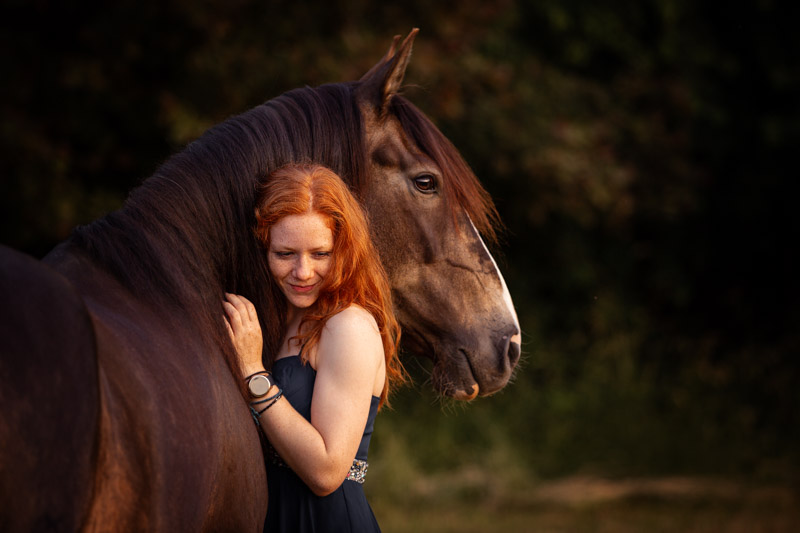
[293,256,313,280]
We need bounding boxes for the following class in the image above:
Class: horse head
[355,30,521,400]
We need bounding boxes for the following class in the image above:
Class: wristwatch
[247,372,275,398]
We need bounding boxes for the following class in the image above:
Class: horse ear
[357,28,419,117]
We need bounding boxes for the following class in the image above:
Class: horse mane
[69,82,367,394]
[66,79,499,394]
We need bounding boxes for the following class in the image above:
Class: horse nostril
[507,339,521,367]
[499,333,521,370]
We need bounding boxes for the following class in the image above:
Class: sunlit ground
[365,364,799,532]
[368,472,799,533]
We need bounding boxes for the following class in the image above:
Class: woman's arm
[224,293,383,496]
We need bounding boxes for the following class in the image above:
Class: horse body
[42,246,266,531]
[0,247,98,532]
[0,30,520,530]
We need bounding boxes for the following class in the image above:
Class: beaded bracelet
[250,387,283,417]
[249,394,281,425]
[250,387,283,406]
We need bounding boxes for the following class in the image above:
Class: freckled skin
[267,212,334,322]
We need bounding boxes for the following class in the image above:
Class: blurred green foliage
[1,0,797,484]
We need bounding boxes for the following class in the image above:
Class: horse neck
[69,83,364,353]
[71,112,272,316]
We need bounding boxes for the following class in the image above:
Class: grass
[364,356,800,532]
[368,473,800,533]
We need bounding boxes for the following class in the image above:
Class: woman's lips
[290,283,315,293]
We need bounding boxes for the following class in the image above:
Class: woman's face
[268,211,334,316]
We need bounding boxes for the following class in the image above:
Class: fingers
[222,300,241,326]
[223,293,264,368]
[225,293,257,322]
[223,315,235,340]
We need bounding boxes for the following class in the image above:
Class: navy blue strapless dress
[263,355,381,532]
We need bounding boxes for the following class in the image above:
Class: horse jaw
[393,248,522,400]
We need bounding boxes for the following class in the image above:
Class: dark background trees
[2,0,797,489]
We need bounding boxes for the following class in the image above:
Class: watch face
[249,374,272,397]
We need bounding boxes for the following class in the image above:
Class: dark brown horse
[0,30,519,531]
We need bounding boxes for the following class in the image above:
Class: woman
[223,163,405,532]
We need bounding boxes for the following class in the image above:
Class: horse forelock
[389,95,502,247]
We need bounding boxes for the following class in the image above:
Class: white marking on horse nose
[467,216,520,340]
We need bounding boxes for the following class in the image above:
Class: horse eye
[413,174,436,193]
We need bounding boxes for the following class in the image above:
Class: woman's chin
[285,293,319,310]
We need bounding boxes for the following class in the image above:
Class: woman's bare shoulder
[325,304,379,336]
[317,305,382,366]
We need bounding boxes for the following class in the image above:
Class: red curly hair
[254,163,405,408]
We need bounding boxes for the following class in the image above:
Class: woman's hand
[223,293,265,376]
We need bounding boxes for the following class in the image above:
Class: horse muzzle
[428,326,521,400]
